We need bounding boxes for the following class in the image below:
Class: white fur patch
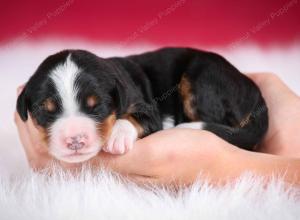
[162,116,175,129]
[175,122,206,129]
[50,54,80,117]
[163,118,205,130]
[104,119,138,154]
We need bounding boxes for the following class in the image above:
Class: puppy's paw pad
[104,119,137,155]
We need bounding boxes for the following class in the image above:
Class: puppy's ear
[16,87,28,121]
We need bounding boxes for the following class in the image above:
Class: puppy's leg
[104,119,138,154]
[104,103,162,154]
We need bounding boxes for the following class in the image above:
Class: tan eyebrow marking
[43,98,57,112]
[86,95,99,108]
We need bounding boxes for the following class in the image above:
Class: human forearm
[223,147,300,186]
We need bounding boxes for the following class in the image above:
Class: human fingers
[15,85,52,169]
[14,111,38,160]
[15,84,41,160]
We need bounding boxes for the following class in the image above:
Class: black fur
[17,47,268,150]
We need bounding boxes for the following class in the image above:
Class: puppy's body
[126,48,268,149]
[17,47,268,163]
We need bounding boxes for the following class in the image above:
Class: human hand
[96,128,235,185]
[248,73,300,156]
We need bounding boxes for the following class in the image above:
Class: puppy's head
[17,50,127,163]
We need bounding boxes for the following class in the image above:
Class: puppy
[16,47,268,163]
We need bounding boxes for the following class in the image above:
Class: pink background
[1,0,300,47]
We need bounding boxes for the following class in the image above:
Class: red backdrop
[1,0,300,47]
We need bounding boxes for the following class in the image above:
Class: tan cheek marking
[122,114,144,138]
[179,74,199,121]
[98,113,117,144]
[87,95,98,108]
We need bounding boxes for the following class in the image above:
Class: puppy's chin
[58,151,99,163]
[49,147,101,163]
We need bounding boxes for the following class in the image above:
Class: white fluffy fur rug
[0,41,300,219]
[1,169,300,220]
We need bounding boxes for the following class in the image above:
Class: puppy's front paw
[103,119,138,154]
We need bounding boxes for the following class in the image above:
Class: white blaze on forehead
[50,54,80,116]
